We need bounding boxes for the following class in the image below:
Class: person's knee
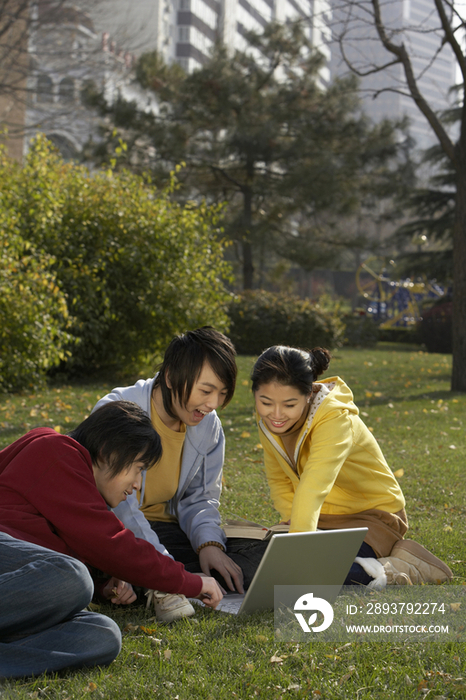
[100,617,122,664]
[43,554,94,612]
[82,615,122,668]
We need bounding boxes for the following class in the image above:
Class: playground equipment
[355,257,447,329]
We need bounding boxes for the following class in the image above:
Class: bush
[1,136,232,376]
[0,230,72,391]
[342,310,379,348]
[418,297,452,353]
[228,290,344,355]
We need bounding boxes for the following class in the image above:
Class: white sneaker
[145,590,195,623]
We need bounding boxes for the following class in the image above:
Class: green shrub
[0,229,72,391]
[342,310,379,347]
[228,290,344,355]
[1,136,232,376]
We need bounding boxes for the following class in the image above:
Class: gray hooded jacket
[93,375,227,557]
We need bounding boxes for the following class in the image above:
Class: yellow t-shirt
[138,399,185,522]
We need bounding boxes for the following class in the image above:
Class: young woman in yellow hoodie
[251,345,452,588]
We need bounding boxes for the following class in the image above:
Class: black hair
[250,346,331,395]
[154,326,237,420]
[68,400,162,477]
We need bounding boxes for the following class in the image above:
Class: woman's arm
[289,409,354,532]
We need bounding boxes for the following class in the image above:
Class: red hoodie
[0,428,202,598]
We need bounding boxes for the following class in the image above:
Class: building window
[178,26,190,41]
[179,0,190,9]
[58,77,75,103]
[36,74,54,103]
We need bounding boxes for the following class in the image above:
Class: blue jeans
[0,532,121,679]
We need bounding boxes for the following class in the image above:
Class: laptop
[212,527,368,615]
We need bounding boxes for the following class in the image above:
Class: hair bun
[310,347,331,378]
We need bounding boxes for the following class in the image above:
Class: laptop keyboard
[190,594,244,615]
[216,597,243,615]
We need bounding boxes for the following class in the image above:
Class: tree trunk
[242,239,254,290]
[242,185,254,290]
[451,148,466,391]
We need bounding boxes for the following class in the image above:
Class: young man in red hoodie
[0,401,222,679]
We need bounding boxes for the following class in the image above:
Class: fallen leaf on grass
[164,649,172,661]
[270,655,283,664]
[450,603,461,612]
[123,623,140,633]
[241,431,251,438]
[339,666,356,684]
[130,652,150,659]
[393,468,404,478]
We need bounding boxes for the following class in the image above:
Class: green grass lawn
[1,344,465,699]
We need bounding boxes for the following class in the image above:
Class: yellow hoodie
[257,376,405,533]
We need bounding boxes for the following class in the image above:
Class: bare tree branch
[371,0,456,163]
[434,0,466,79]
[334,0,457,163]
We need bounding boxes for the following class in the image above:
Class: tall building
[3,0,457,160]
[84,0,331,75]
[173,0,320,73]
[327,0,457,152]
[83,0,456,150]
